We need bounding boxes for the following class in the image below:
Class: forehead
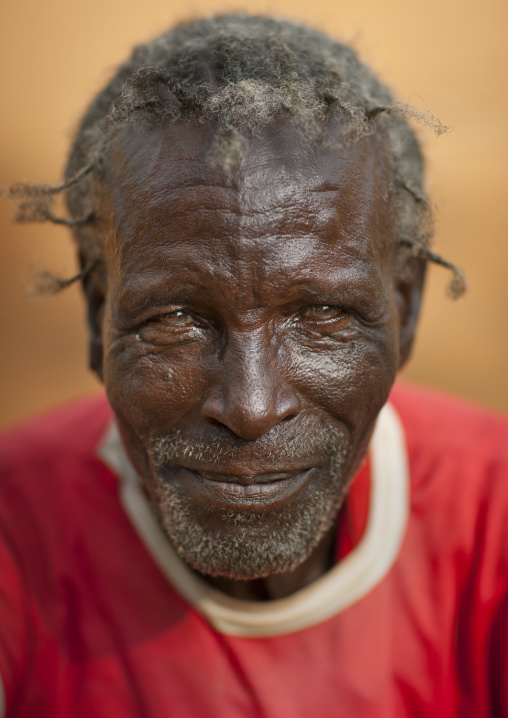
[98,121,396,292]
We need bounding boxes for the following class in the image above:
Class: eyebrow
[113,258,388,319]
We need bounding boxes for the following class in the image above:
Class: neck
[204,520,338,601]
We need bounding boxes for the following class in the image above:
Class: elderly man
[1,13,507,718]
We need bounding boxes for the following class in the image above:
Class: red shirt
[0,384,507,717]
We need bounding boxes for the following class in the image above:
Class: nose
[200,330,301,441]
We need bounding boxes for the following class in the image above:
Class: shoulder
[390,383,508,499]
[0,396,115,710]
[390,383,508,574]
[390,382,508,465]
[0,395,115,558]
[390,382,508,500]
[0,394,112,472]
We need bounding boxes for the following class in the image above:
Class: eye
[295,304,355,339]
[158,310,195,327]
[137,308,201,345]
[302,305,346,322]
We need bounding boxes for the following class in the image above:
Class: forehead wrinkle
[108,125,375,238]
[111,179,388,298]
[113,229,387,317]
[131,166,329,216]
[114,184,341,256]
[103,122,395,298]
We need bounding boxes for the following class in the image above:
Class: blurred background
[0,0,507,429]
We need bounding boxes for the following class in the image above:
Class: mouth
[172,466,317,508]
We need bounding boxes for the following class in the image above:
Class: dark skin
[84,120,424,601]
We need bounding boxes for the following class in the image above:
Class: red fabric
[0,384,507,717]
[335,455,370,559]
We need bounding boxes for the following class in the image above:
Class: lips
[198,468,310,485]
[175,466,317,508]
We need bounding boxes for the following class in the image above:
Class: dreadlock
[5,13,466,296]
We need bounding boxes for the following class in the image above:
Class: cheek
[291,327,399,429]
[102,334,211,437]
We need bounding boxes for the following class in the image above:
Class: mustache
[151,415,349,469]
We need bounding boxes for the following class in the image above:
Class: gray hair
[7,13,465,295]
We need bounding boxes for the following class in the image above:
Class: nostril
[200,372,301,439]
[206,416,228,430]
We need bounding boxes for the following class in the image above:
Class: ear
[394,256,426,369]
[80,252,107,382]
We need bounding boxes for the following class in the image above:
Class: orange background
[0,0,507,428]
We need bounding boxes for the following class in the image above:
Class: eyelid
[301,304,349,321]
[158,309,195,326]
[132,308,197,332]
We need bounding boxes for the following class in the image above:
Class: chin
[142,414,357,580]
[151,463,350,581]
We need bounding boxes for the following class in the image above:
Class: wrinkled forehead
[96,119,396,268]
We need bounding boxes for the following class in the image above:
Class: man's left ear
[395,256,426,369]
[80,252,107,382]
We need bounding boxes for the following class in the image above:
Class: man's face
[91,121,420,580]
